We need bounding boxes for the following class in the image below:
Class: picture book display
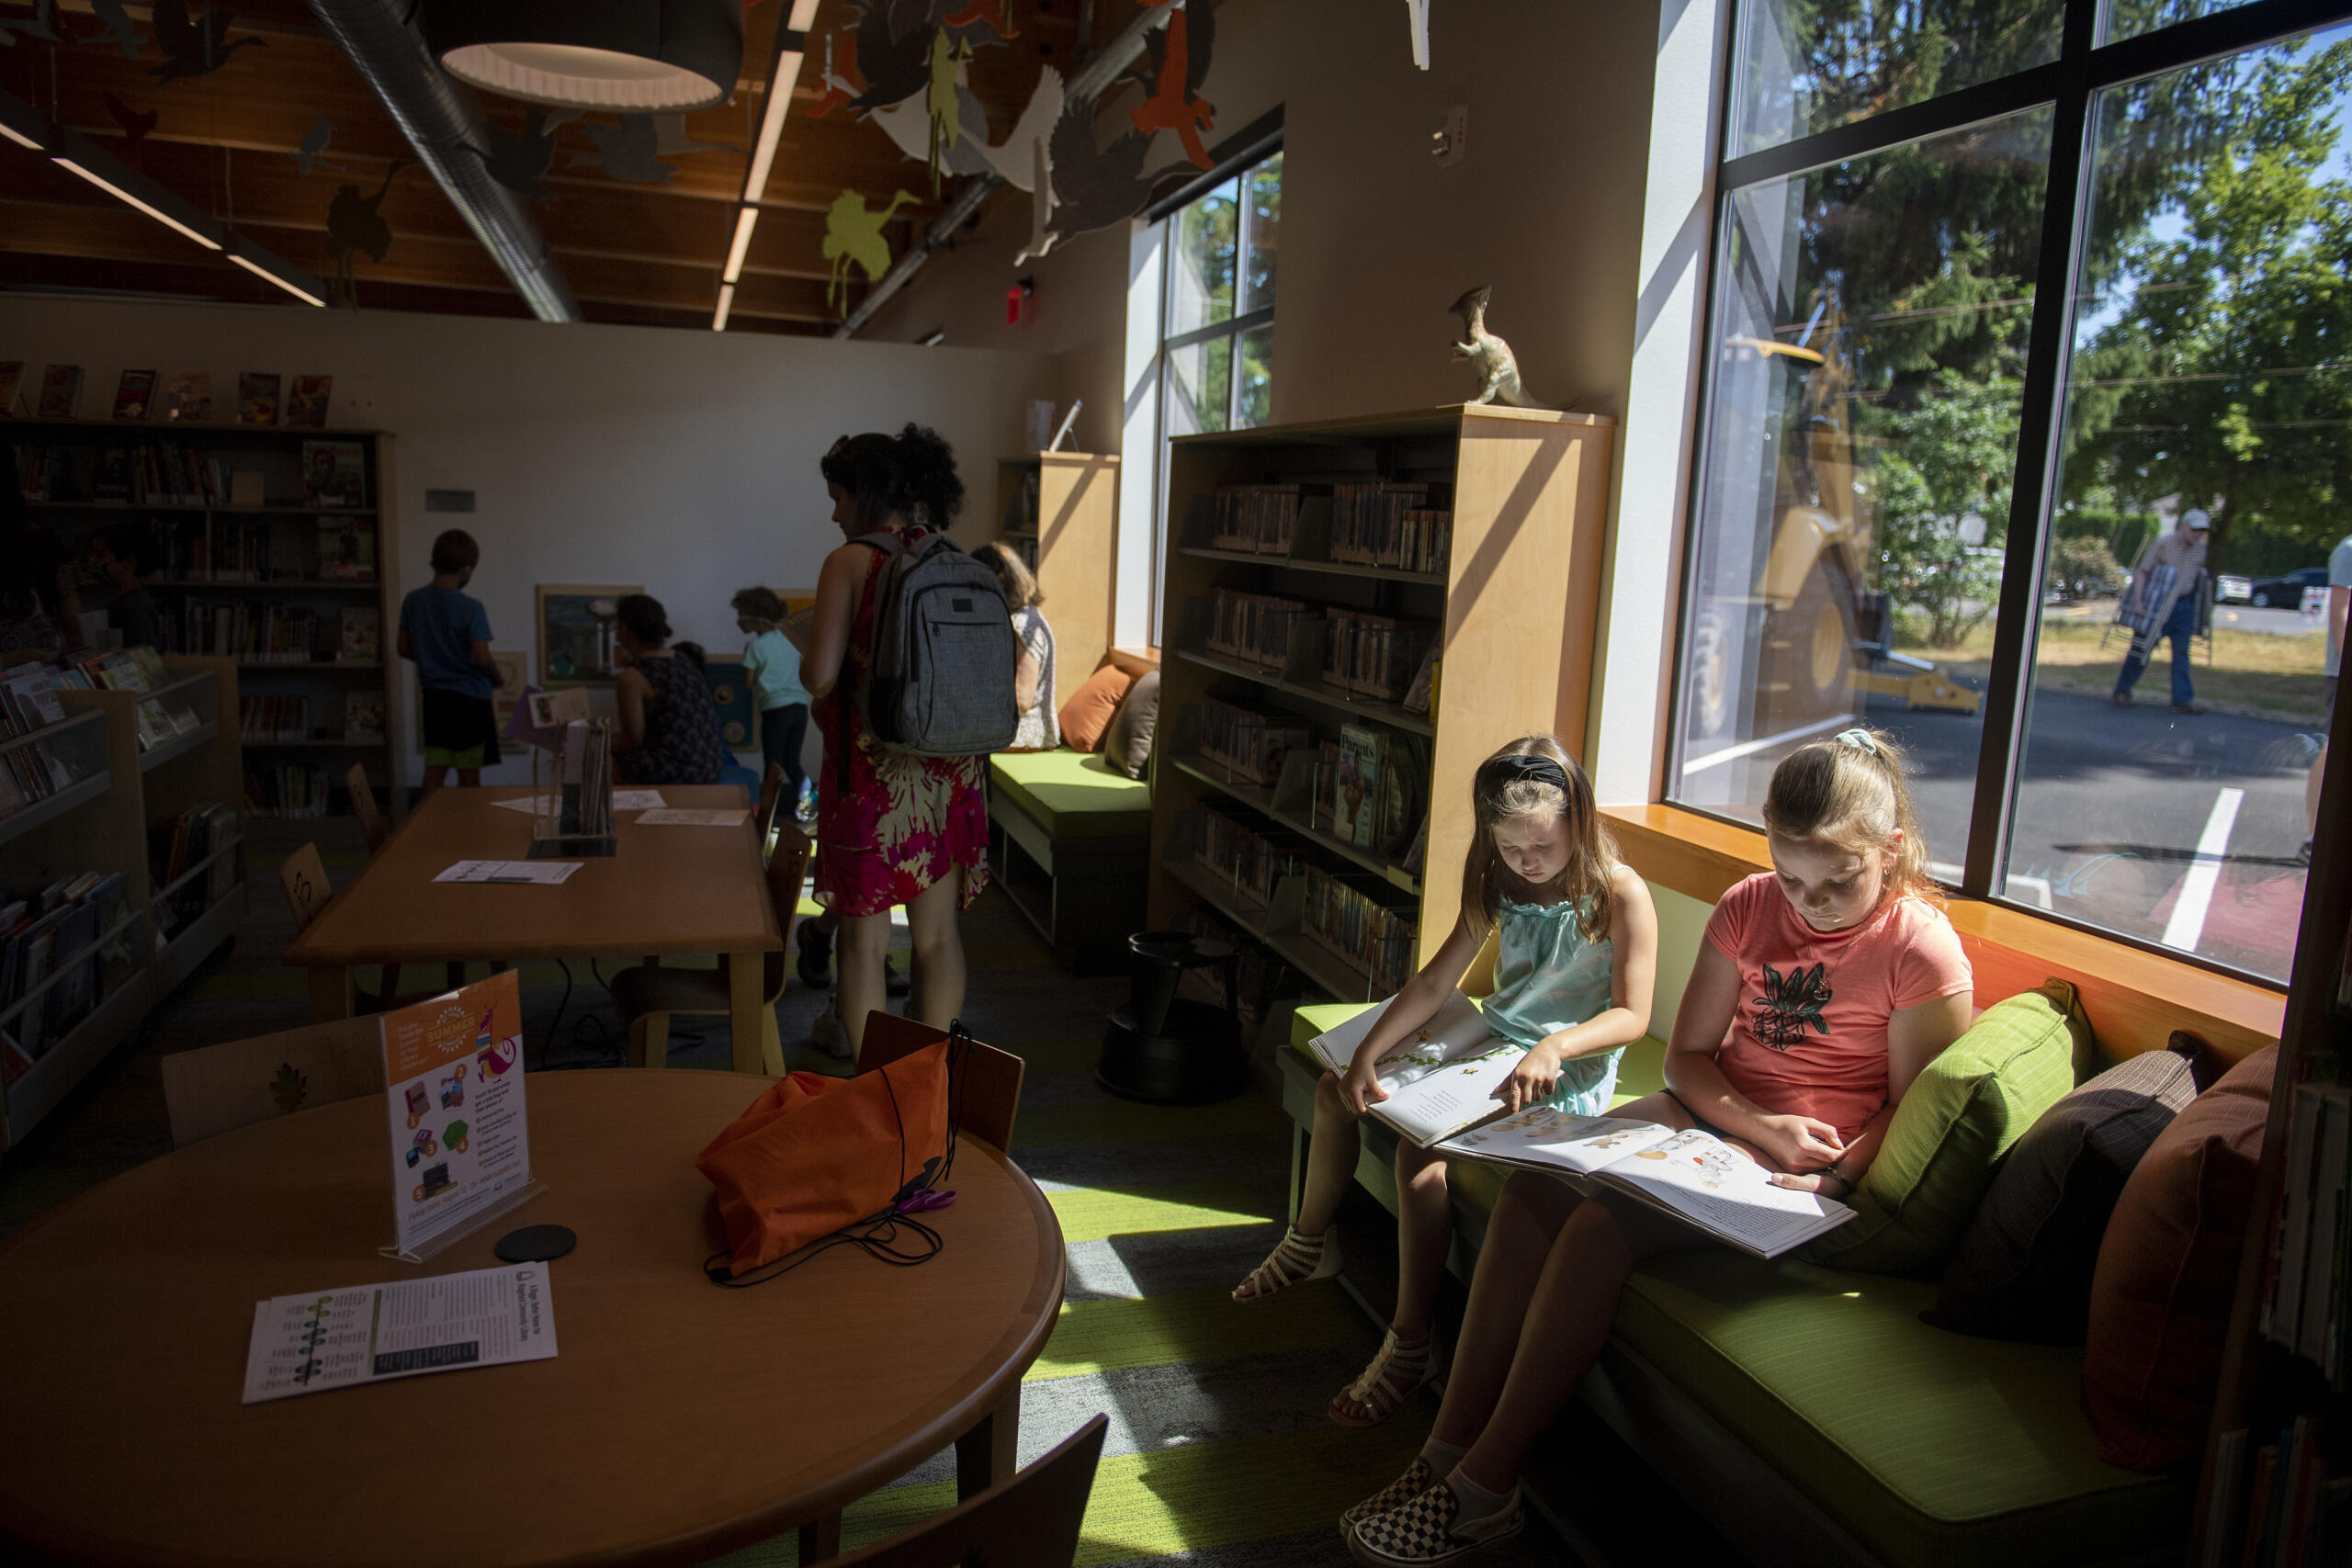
[316,518,376,581]
[1438,1111,1858,1259]
[0,361,22,414]
[237,372,281,425]
[343,692,386,743]
[242,1263,557,1404]
[300,439,366,506]
[37,365,84,420]
[164,372,211,423]
[112,369,157,421]
[381,971,537,1259]
[285,374,332,428]
[1306,990,1524,1146]
[536,585,639,686]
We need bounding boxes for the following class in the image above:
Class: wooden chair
[827,1414,1105,1568]
[279,842,407,1011]
[855,1012,1026,1152]
[345,763,388,855]
[612,825,812,1074]
[758,761,788,860]
[159,1016,386,1147]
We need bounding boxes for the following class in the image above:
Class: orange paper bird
[1129,0,1215,170]
[943,0,1015,38]
[809,30,859,118]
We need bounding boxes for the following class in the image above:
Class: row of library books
[1323,607,1436,706]
[12,437,367,508]
[1329,482,1453,574]
[2231,1413,2346,1568]
[245,764,340,819]
[0,665,82,813]
[1197,697,1312,785]
[3,365,333,427]
[1195,803,1302,911]
[129,517,378,583]
[2266,1082,2352,1388]
[1316,723,1429,863]
[1204,590,1310,671]
[164,604,379,663]
[1302,863,1417,995]
[240,694,385,745]
[1207,484,1316,557]
[1179,909,1295,1038]
[0,872,134,1079]
[150,803,236,938]
[74,648,205,754]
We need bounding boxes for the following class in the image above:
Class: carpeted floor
[0,816,1579,1567]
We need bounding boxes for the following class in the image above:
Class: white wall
[0,296,1056,785]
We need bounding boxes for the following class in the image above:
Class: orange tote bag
[695,1042,951,1277]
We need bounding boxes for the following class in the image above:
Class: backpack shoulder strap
[849,530,906,558]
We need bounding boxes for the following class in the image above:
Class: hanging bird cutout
[481,104,576,202]
[810,30,858,118]
[150,0,266,84]
[291,115,345,176]
[0,0,59,46]
[103,92,159,169]
[823,187,917,316]
[1129,0,1216,169]
[326,160,407,305]
[84,0,142,58]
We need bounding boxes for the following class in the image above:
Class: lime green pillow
[1801,980,2089,1277]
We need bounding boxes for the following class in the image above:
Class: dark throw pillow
[1102,669,1160,780]
[1926,1039,2202,1343]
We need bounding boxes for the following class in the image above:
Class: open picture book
[1437,1109,1856,1258]
[1306,991,1527,1147]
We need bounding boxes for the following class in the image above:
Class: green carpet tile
[0,818,1572,1566]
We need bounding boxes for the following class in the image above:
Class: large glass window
[1160,152,1281,440]
[1672,2,2352,983]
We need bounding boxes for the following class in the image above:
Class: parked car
[2245,566,2329,606]
[2216,573,2254,604]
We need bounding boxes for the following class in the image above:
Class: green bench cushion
[989,749,1151,840]
[1283,1003,2181,1566]
[1616,1251,2187,1568]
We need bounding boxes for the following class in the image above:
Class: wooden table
[286,784,784,1073]
[0,1071,1066,1567]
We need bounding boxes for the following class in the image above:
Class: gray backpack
[837,529,1017,785]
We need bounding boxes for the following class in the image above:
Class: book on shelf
[1334,724,1385,849]
[237,372,281,426]
[2263,1082,2352,1386]
[316,518,377,581]
[0,361,22,415]
[301,439,366,507]
[1193,804,1300,910]
[164,372,212,423]
[112,369,157,422]
[1196,697,1310,784]
[1208,483,1326,557]
[1435,1106,1858,1259]
[1302,863,1416,993]
[340,606,380,661]
[244,763,334,819]
[0,871,134,1062]
[1329,482,1453,572]
[241,695,315,742]
[1323,608,1437,704]
[1204,589,1311,671]
[36,365,84,420]
[285,375,332,429]
[151,801,235,934]
[344,692,386,744]
[0,667,82,809]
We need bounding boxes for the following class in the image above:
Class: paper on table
[490,795,560,815]
[634,807,749,826]
[243,1263,556,1404]
[611,790,665,811]
[435,860,582,885]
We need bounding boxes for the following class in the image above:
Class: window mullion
[1960,0,2101,897]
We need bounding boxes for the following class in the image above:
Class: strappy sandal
[1340,1455,1440,1538]
[1329,1328,1439,1427]
[1231,1225,1341,1301]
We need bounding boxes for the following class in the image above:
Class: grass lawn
[1904,604,2330,722]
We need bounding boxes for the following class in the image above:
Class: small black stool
[1098,931,1248,1105]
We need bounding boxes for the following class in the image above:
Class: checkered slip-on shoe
[1338,1456,1440,1538]
[1346,1476,1524,1566]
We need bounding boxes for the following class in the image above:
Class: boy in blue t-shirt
[733,586,811,817]
[398,528,501,799]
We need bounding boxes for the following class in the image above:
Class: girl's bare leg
[1234,1071,1358,1300]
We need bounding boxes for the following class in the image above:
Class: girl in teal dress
[1233,734,1658,1428]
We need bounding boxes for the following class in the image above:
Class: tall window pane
[1674,110,2052,875]
[2006,26,2352,980]
[1168,336,1233,437]
[2103,0,2266,42]
[1733,0,2061,156]
[1170,181,1238,336]
[1243,152,1282,314]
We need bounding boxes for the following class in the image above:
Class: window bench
[987,749,1151,976]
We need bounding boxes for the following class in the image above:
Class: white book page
[1306,990,1490,1080]
[1442,1111,1678,1174]
[1372,1043,1524,1145]
[1594,1129,1854,1258]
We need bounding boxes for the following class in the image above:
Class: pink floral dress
[811,535,991,917]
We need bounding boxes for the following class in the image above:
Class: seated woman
[972,540,1056,750]
[1341,729,1973,1565]
[612,594,727,788]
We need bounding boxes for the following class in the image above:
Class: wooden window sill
[1107,646,1162,676]
[1601,803,2284,1064]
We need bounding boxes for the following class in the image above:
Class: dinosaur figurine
[823,187,919,316]
[1448,285,1549,409]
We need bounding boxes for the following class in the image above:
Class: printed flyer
[242,1264,557,1404]
[382,970,532,1258]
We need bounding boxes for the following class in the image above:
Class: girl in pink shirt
[1343,729,1972,1566]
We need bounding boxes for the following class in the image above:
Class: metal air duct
[308,0,582,322]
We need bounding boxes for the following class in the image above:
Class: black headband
[1485,751,1574,797]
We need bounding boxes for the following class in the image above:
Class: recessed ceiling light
[712,281,736,332]
[227,246,329,308]
[51,130,222,251]
[722,206,759,283]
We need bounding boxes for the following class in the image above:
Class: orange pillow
[2083,1043,2273,1471]
[1057,665,1133,752]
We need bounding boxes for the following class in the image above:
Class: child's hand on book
[1753,1112,1844,1174]
[1495,1044,1561,1111]
[1340,1058,1389,1115]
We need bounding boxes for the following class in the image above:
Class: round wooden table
[0,1070,1065,1567]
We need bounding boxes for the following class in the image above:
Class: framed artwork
[536,585,639,687]
[489,649,527,728]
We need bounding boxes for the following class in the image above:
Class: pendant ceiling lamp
[423,0,742,114]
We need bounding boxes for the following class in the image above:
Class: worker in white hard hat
[2113,508,2212,716]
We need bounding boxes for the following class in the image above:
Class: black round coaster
[494,1224,577,1263]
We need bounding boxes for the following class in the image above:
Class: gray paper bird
[0,0,59,45]
[151,0,266,84]
[571,116,674,184]
[85,0,141,58]
[481,105,576,203]
[292,115,345,176]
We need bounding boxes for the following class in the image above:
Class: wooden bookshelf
[0,659,247,1155]
[4,417,405,824]
[1148,404,1615,1018]
[990,453,1119,708]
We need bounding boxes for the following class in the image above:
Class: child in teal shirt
[733,586,809,813]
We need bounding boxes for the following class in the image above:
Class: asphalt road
[1681,684,2324,982]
